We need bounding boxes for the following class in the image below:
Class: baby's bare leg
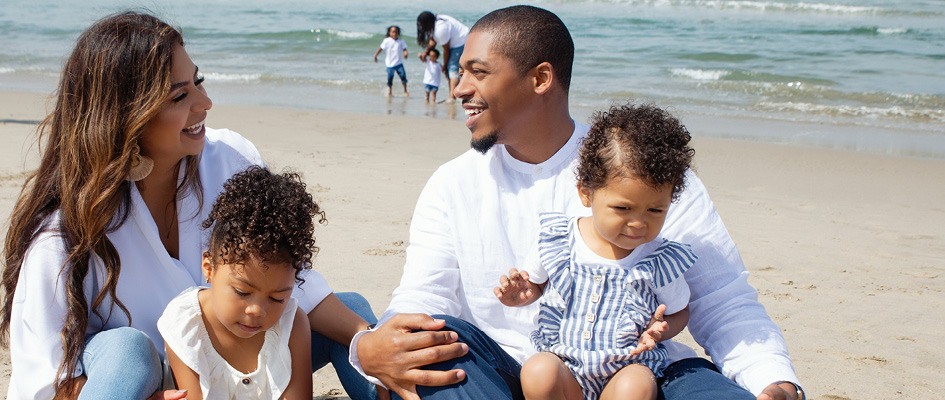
[521,352,584,400]
[599,364,657,400]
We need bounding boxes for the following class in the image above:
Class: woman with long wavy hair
[1,11,377,400]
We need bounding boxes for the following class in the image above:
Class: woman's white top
[433,15,469,48]
[158,287,296,400]
[7,128,332,399]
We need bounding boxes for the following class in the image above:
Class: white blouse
[158,287,295,400]
[7,128,332,399]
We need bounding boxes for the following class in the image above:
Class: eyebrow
[171,66,199,90]
[232,275,293,293]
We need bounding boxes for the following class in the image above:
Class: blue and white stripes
[529,212,697,399]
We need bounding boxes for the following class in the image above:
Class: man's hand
[358,314,468,400]
[630,304,668,356]
[493,268,539,307]
[757,382,800,400]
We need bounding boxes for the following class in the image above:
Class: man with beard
[350,5,804,400]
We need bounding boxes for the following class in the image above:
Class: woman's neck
[135,160,181,258]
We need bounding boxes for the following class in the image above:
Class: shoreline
[3,71,944,161]
[1,90,944,399]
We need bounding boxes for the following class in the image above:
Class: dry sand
[1,91,943,399]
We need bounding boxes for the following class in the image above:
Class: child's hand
[631,304,669,356]
[493,268,538,307]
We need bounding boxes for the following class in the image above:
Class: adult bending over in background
[416,10,469,103]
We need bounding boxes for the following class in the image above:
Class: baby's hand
[631,304,669,356]
[493,268,536,307]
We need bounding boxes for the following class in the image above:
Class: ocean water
[2,0,943,158]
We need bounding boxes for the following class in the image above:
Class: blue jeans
[386,64,407,87]
[79,327,164,399]
[312,292,379,400]
[446,45,464,79]
[395,316,754,400]
[393,314,524,400]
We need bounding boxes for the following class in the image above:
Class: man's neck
[505,108,575,165]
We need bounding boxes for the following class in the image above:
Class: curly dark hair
[576,103,695,201]
[202,166,326,283]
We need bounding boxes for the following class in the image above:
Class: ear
[532,61,554,95]
[201,252,213,283]
[577,183,593,208]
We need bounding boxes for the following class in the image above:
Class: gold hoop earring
[127,143,153,182]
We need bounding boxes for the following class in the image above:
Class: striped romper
[527,213,697,400]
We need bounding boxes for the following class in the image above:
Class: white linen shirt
[354,122,798,395]
[7,128,332,399]
[433,15,469,48]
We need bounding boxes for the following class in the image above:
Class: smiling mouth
[464,108,483,116]
[182,121,205,135]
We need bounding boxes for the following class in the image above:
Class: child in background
[373,25,409,97]
[158,166,326,399]
[423,48,442,103]
[495,103,698,400]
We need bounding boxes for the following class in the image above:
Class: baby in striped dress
[495,103,698,400]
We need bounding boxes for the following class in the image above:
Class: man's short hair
[471,5,574,92]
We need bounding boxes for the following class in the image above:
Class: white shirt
[158,287,296,400]
[379,37,407,68]
[433,15,469,48]
[352,122,798,395]
[7,128,332,399]
[423,60,442,87]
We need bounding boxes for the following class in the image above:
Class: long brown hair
[0,11,202,398]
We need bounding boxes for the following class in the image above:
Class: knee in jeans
[102,327,161,372]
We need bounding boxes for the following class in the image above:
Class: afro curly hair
[576,103,694,201]
[202,166,326,283]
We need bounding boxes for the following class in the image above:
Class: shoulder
[200,127,265,182]
[20,213,68,277]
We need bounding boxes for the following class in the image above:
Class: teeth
[464,109,483,116]
[183,121,204,132]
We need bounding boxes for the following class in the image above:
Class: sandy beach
[0,90,943,399]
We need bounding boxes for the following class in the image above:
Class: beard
[470,131,499,154]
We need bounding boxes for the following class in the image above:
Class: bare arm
[440,44,451,74]
[281,308,313,399]
[373,47,382,62]
[630,304,688,356]
[307,292,370,346]
[418,38,436,61]
[165,344,203,400]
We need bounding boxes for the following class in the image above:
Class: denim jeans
[386,64,407,87]
[79,326,164,399]
[658,357,755,400]
[391,316,755,400]
[392,314,524,400]
[77,292,377,399]
[312,292,379,400]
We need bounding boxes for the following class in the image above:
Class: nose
[245,301,266,318]
[193,86,213,112]
[453,71,472,100]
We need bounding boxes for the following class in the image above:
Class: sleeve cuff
[736,361,800,396]
[347,327,386,388]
